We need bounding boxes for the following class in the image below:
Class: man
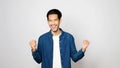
[29,9,89,68]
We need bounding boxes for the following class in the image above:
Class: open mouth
[51,24,57,29]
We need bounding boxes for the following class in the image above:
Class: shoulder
[63,31,74,39]
[38,31,50,40]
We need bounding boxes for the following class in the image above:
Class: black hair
[47,9,62,20]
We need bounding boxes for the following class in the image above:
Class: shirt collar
[48,28,64,37]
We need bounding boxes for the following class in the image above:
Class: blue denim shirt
[32,29,84,68]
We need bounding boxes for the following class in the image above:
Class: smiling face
[47,14,61,32]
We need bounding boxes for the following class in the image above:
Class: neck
[52,28,61,36]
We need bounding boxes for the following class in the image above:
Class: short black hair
[47,9,62,20]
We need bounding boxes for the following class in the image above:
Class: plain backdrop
[0,0,120,68]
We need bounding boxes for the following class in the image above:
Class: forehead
[48,14,58,19]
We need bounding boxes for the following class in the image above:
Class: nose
[51,20,56,24]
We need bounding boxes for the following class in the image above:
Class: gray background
[0,0,120,68]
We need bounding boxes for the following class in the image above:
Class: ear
[60,18,62,23]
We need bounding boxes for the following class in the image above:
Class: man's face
[47,14,61,32]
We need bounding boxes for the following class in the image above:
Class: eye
[48,20,52,22]
[55,19,58,21]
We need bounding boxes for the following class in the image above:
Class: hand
[82,40,89,52]
[29,40,37,52]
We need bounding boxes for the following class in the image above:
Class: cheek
[55,21,60,25]
[48,21,52,25]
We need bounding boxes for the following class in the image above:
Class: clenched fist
[29,40,37,52]
[82,40,89,52]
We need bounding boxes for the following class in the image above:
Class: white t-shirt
[52,34,62,68]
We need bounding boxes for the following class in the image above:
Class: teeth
[52,25,56,27]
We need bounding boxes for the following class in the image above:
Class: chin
[52,30,57,32]
[51,29,58,32]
